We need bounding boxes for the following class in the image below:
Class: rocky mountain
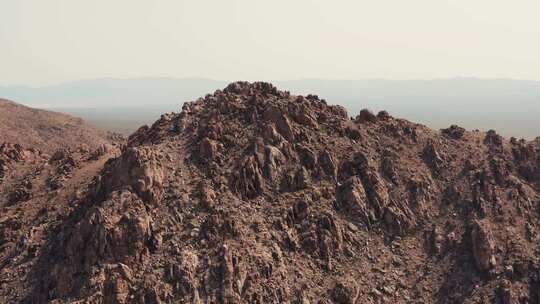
[0,98,119,153]
[0,99,124,302]
[1,82,540,303]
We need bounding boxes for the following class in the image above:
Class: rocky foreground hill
[1,82,539,303]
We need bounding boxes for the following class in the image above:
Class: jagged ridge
[3,82,540,303]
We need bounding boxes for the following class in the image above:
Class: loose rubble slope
[0,142,123,302]
[3,82,540,303]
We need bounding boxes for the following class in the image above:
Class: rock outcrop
[471,220,496,272]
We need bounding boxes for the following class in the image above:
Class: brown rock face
[318,150,338,178]
[263,106,294,140]
[44,190,152,299]
[231,154,264,199]
[102,146,165,205]
[336,177,372,223]
[199,137,219,160]
[264,145,286,181]
[442,124,466,139]
[2,82,540,304]
[471,220,496,272]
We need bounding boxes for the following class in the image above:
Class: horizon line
[3,76,540,89]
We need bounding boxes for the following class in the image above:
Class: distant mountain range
[0,78,226,108]
[1,77,539,138]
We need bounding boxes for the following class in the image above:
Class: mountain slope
[1,83,539,303]
[0,98,118,153]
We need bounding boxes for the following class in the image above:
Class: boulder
[263,106,294,140]
[263,145,286,181]
[355,109,377,123]
[296,145,317,170]
[199,137,219,160]
[280,167,310,193]
[442,125,466,140]
[471,220,496,272]
[422,141,444,174]
[102,147,165,205]
[331,281,358,304]
[90,143,117,160]
[318,150,337,178]
[0,143,28,161]
[336,177,373,224]
[261,124,285,144]
[8,187,31,204]
[484,130,503,147]
[291,102,318,128]
[231,155,264,199]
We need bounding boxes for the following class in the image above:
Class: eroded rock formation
[1,82,539,304]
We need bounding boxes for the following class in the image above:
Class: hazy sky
[2,0,540,86]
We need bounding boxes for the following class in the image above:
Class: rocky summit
[1,82,540,303]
